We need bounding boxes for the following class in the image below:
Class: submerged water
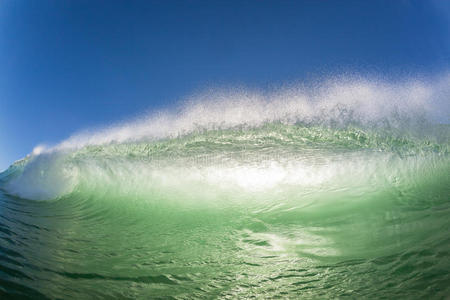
[0,79,449,299]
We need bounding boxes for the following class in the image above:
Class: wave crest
[1,75,449,201]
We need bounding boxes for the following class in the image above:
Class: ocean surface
[0,78,449,299]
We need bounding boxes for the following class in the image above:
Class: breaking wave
[0,75,449,299]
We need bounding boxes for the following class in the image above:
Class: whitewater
[0,75,449,299]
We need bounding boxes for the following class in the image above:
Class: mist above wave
[43,74,449,153]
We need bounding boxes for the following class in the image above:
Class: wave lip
[2,125,448,201]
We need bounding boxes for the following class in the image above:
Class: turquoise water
[0,80,449,298]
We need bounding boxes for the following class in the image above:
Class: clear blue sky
[1,0,449,170]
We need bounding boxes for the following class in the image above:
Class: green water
[0,123,449,299]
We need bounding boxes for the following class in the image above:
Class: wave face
[0,77,449,298]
